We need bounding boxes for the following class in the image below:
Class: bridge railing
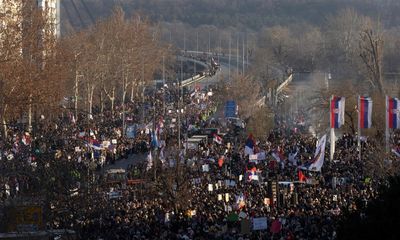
[276,74,293,94]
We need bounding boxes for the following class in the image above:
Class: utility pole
[178,57,183,151]
[208,31,211,54]
[163,55,166,115]
[142,63,145,123]
[246,34,249,72]
[236,35,239,76]
[229,36,231,80]
[195,31,198,75]
[242,35,245,75]
[184,30,186,51]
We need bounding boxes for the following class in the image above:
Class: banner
[224,100,237,118]
[126,125,136,138]
[253,217,268,231]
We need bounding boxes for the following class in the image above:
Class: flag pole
[385,95,389,154]
[330,95,335,161]
[357,96,361,161]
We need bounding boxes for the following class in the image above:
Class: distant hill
[61,0,400,33]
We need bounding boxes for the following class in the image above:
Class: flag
[21,133,31,146]
[235,193,246,209]
[244,134,255,156]
[70,113,76,124]
[298,170,307,182]
[359,97,373,129]
[392,147,400,158]
[246,167,259,181]
[151,130,159,148]
[78,132,86,138]
[218,156,224,167]
[213,134,223,144]
[299,134,327,171]
[288,151,298,166]
[271,150,285,162]
[330,96,345,128]
[89,129,95,137]
[86,139,103,151]
[146,151,153,170]
[387,97,400,129]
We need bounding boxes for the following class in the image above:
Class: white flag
[146,151,153,171]
[299,134,326,171]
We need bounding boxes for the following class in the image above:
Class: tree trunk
[1,105,8,140]
[28,94,32,132]
[122,90,126,135]
[111,87,115,117]
[130,79,134,102]
[88,85,95,120]
[74,72,79,122]
[100,90,104,122]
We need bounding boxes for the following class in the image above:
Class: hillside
[61,0,400,33]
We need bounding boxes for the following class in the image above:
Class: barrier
[181,75,206,87]
[276,74,293,94]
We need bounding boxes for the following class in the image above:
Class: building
[37,0,61,38]
[0,0,60,38]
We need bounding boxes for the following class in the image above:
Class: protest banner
[202,164,209,172]
[253,217,268,230]
[218,194,223,201]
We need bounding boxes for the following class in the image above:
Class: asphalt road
[103,153,147,171]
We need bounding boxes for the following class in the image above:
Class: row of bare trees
[252,8,389,94]
[0,1,66,139]
[0,4,169,140]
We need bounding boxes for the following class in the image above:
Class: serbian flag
[86,139,103,151]
[299,134,326,172]
[330,96,345,128]
[358,96,373,129]
[213,134,223,144]
[246,167,259,181]
[298,170,307,182]
[271,148,285,162]
[387,97,400,129]
[392,147,400,158]
[244,134,255,156]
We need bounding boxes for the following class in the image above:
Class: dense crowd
[1,83,399,240]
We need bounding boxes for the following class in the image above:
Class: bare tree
[359,20,385,94]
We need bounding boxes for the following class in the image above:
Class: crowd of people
[1,81,399,240]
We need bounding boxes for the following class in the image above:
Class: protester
[1,84,398,240]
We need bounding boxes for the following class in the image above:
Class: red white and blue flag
[244,134,255,156]
[392,148,400,158]
[213,134,223,144]
[86,139,103,151]
[387,97,400,129]
[359,97,373,129]
[299,134,326,172]
[271,148,285,162]
[330,96,345,128]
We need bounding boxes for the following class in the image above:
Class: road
[103,153,147,171]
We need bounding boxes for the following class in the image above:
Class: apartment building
[0,0,60,38]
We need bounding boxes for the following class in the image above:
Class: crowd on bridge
[1,80,399,240]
